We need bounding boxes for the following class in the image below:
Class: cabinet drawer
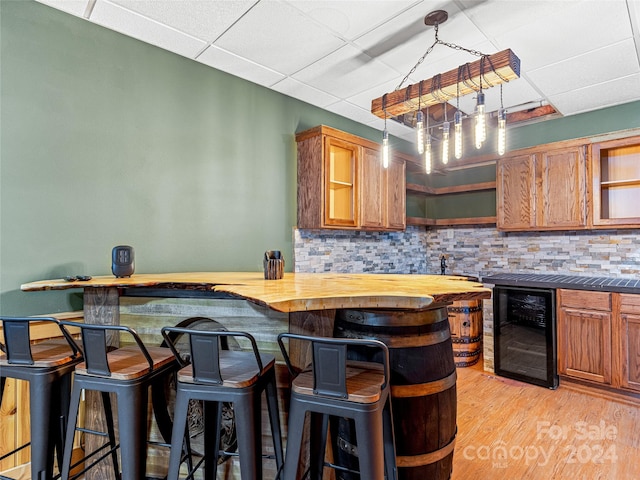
[559,289,611,311]
[620,294,640,314]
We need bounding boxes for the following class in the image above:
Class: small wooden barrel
[448,300,483,367]
[334,306,456,480]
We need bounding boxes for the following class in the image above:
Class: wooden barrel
[448,300,483,367]
[333,306,456,480]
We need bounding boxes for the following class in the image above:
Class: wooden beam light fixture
[371,10,521,172]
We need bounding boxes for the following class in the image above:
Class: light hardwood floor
[453,363,640,480]
[3,361,638,480]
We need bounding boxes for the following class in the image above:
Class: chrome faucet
[440,255,447,275]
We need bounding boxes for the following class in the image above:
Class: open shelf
[592,138,640,226]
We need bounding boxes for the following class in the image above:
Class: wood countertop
[21,272,491,313]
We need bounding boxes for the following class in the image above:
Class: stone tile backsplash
[293,226,640,372]
[293,227,428,274]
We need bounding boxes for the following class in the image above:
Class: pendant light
[382,94,389,169]
[475,59,487,149]
[416,84,425,154]
[454,66,463,159]
[498,84,507,155]
[424,106,432,174]
[475,91,486,149]
[441,105,450,165]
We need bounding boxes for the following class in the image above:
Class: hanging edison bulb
[454,110,463,159]
[498,107,507,155]
[382,128,389,168]
[442,122,450,165]
[475,91,486,149]
[416,110,425,155]
[425,134,432,174]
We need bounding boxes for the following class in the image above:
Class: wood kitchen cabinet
[558,289,640,396]
[591,135,640,228]
[496,142,587,231]
[296,125,406,231]
[557,289,612,385]
[618,294,640,392]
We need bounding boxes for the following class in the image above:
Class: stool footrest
[68,442,120,480]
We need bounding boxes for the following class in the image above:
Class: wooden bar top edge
[21,272,491,313]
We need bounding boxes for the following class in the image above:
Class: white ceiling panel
[197,44,285,87]
[271,77,340,107]
[325,100,382,126]
[90,0,207,58]
[293,44,400,99]
[495,0,633,71]
[527,39,640,97]
[355,2,488,75]
[548,73,640,116]
[213,0,345,75]
[460,0,576,39]
[107,0,259,42]
[285,0,421,41]
[36,0,90,17]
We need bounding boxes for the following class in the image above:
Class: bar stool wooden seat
[57,321,177,480]
[277,333,397,480]
[0,316,82,480]
[161,327,284,480]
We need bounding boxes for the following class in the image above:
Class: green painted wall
[0,0,407,315]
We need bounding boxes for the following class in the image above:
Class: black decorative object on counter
[112,245,134,277]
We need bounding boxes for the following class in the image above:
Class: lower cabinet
[558,289,640,394]
[619,294,640,392]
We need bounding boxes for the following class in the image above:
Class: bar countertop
[482,273,640,294]
[21,272,491,312]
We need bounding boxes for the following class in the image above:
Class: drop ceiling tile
[107,0,258,42]
[284,0,420,41]
[460,0,575,39]
[354,2,488,75]
[293,44,400,99]
[90,0,207,58]
[36,0,90,17]
[197,45,285,88]
[214,0,345,75]
[348,81,399,111]
[548,73,640,116]
[494,0,633,71]
[527,39,640,97]
[324,100,379,126]
[270,78,339,108]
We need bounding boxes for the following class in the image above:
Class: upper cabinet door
[536,146,587,229]
[360,146,385,229]
[386,155,406,230]
[496,153,536,230]
[324,136,359,228]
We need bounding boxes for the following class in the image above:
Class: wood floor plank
[453,363,639,480]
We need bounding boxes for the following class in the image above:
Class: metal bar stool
[277,333,397,480]
[161,327,284,480]
[57,321,177,480]
[0,316,82,480]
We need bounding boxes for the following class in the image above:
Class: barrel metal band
[372,329,450,348]
[391,370,457,397]
[451,335,482,344]
[454,349,481,358]
[396,436,457,468]
[448,306,483,313]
